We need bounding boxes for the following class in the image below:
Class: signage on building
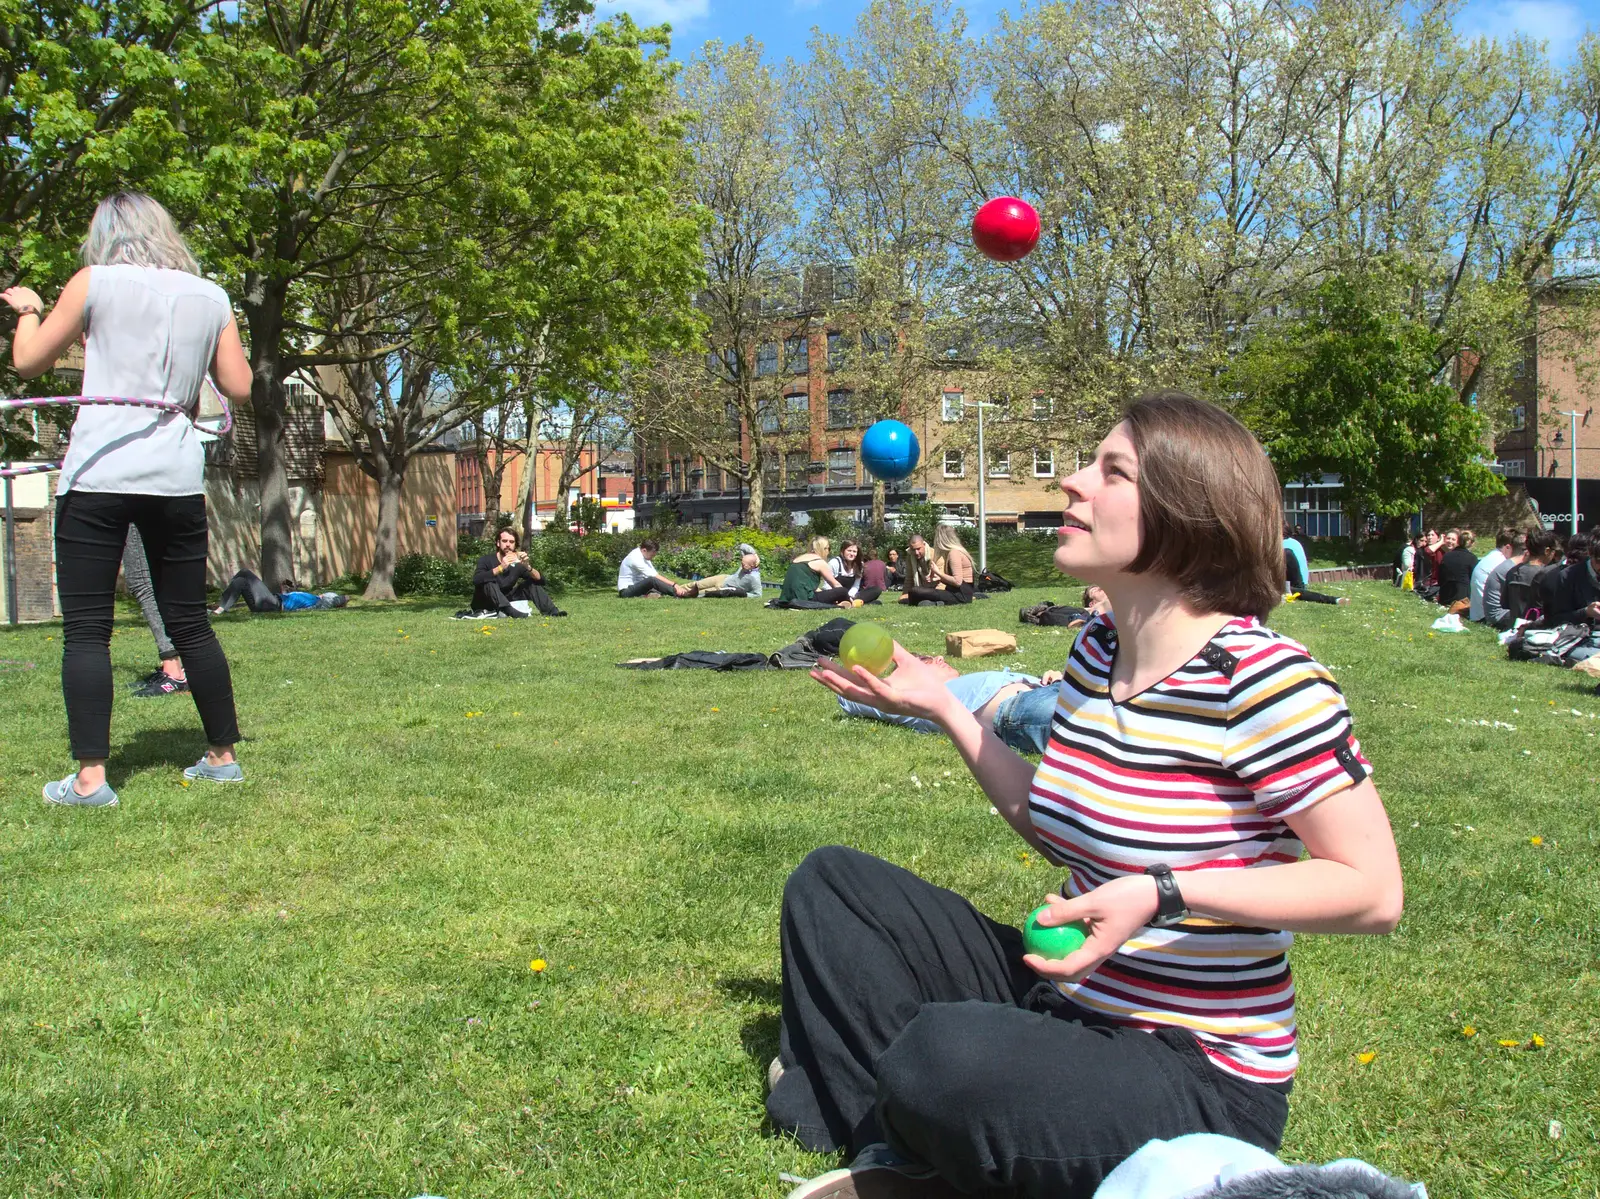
[1517,478,1598,530]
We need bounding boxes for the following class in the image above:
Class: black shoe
[551,610,568,617]
[503,607,529,619]
[132,672,189,698]
[129,667,168,692]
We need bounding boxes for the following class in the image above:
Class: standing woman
[775,392,1404,1199]
[3,192,254,807]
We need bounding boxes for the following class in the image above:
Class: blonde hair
[932,525,964,555]
[809,535,831,558]
[81,193,200,274]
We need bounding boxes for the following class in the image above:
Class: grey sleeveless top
[58,264,232,496]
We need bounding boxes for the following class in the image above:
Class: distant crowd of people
[1397,524,1600,632]
[613,526,982,611]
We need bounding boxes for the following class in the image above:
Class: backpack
[977,568,1014,593]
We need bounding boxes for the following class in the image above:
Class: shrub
[393,553,473,597]
[655,545,730,578]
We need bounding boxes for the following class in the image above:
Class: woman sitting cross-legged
[773,391,1404,1199]
[816,539,884,607]
[776,537,846,607]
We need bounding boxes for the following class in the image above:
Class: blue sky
[592,0,1600,64]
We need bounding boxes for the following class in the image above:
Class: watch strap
[1144,863,1188,927]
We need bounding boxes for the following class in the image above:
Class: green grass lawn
[2,581,1597,1198]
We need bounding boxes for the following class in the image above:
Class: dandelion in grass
[1530,836,1543,845]
[1357,1051,1376,1064]
[530,959,547,973]
[1530,1034,1545,1048]
[1462,1025,1477,1038]
[1497,1039,1519,1048]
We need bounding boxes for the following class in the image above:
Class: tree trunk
[241,281,295,586]
[746,463,765,526]
[364,460,406,601]
[871,478,886,530]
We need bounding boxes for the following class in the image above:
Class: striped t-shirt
[1029,613,1371,1085]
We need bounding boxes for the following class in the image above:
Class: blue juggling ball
[860,420,921,482]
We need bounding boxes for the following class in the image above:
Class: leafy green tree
[1225,268,1503,545]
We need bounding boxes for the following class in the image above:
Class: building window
[785,336,809,374]
[988,452,1011,478]
[784,392,810,431]
[832,264,856,299]
[827,388,856,429]
[758,400,781,434]
[707,347,739,380]
[762,455,781,491]
[706,463,723,492]
[828,448,856,486]
[942,391,965,422]
[284,378,313,406]
[786,450,809,488]
[1512,405,1526,431]
[725,401,741,434]
[756,341,779,377]
[1033,449,1054,477]
[827,330,849,370]
[862,329,893,358]
[670,460,683,493]
[1032,396,1053,420]
[944,450,964,478]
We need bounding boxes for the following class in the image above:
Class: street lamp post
[966,398,1000,573]
[1555,410,1580,533]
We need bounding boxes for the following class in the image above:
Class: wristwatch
[1145,864,1189,928]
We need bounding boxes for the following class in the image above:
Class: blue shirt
[280,591,317,611]
[838,670,1039,734]
[1283,538,1310,592]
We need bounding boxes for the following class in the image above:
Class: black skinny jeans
[55,492,241,760]
[618,576,681,598]
[813,584,884,605]
[902,581,974,605]
[216,568,282,613]
[767,847,1289,1198]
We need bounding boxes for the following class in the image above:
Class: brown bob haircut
[1123,390,1285,620]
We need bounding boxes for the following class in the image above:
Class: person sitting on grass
[1282,522,1349,605]
[1543,534,1600,626]
[1502,528,1563,624]
[899,525,975,606]
[472,528,565,618]
[818,539,884,607]
[836,654,1066,755]
[699,544,764,598]
[1414,528,1443,597]
[859,549,890,602]
[776,391,1403,1199]
[1435,528,1478,612]
[777,537,848,607]
[885,548,905,589]
[617,539,698,599]
[1480,532,1526,630]
[1469,528,1516,621]
[212,569,348,614]
[1393,536,1416,587]
[1564,531,1592,566]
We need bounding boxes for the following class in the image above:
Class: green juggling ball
[838,623,895,677]
[1023,905,1088,959]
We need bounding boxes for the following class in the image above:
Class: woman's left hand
[2,286,44,314]
[1022,874,1159,983]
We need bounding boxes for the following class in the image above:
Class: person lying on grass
[774,391,1405,1199]
[835,654,1065,755]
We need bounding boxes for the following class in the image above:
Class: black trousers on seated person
[813,585,884,605]
[901,581,974,605]
[1291,590,1342,605]
[618,576,681,598]
[766,846,1288,1198]
[475,564,561,615]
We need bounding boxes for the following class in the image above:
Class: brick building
[456,440,635,535]
[634,268,1071,532]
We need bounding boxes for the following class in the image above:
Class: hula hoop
[0,390,232,480]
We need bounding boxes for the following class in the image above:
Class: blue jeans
[993,684,1063,754]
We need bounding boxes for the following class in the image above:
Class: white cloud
[1456,0,1588,54]
[594,0,709,26]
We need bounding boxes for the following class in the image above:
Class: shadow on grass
[719,976,782,1068]
[106,725,214,789]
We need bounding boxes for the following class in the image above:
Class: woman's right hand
[2,286,44,314]
[811,644,959,726]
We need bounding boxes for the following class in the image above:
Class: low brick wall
[1308,564,1390,583]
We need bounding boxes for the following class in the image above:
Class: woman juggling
[3,193,254,807]
[772,392,1404,1199]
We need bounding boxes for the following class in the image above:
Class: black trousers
[55,492,242,760]
[814,585,884,605]
[1290,590,1341,605]
[618,576,680,598]
[902,581,974,605]
[474,564,560,615]
[216,568,282,613]
[767,847,1289,1198]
